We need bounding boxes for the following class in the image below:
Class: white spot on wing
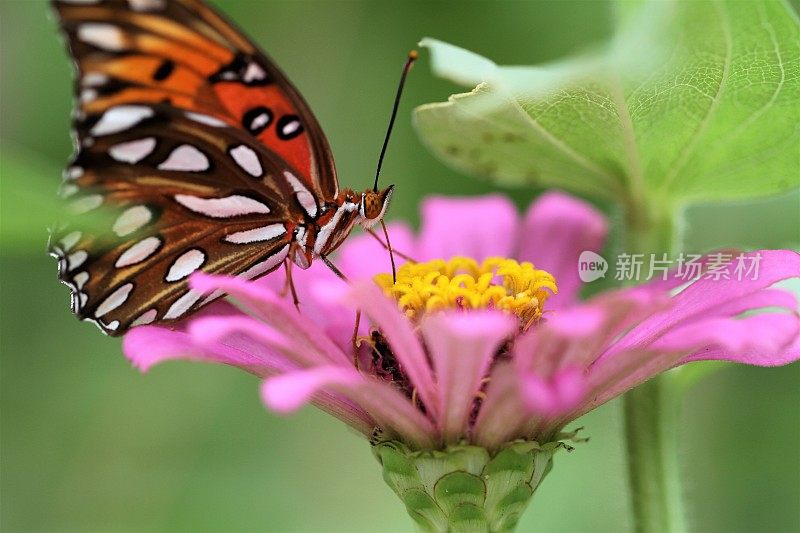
[67,250,88,271]
[224,224,285,244]
[59,183,79,198]
[164,290,203,319]
[283,171,317,217]
[65,166,84,180]
[166,248,206,282]
[158,144,209,172]
[113,205,152,236]
[128,0,165,11]
[77,23,125,51]
[174,194,270,218]
[80,89,98,103]
[74,271,89,289]
[130,308,158,326]
[60,231,82,251]
[281,119,301,137]
[229,145,262,177]
[69,194,103,214]
[109,137,157,164]
[243,62,266,83]
[185,112,227,127]
[72,291,89,312]
[91,105,154,136]
[239,245,290,280]
[249,111,270,131]
[82,72,108,87]
[95,282,133,318]
[115,236,161,267]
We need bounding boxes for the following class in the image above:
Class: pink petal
[417,195,519,261]
[262,367,437,449]
[304,277,370,351]
[517,191,608,309]
[542,306,606,337]
[631,252,724,295]
[187,316,331,368]
[545,347,665,431]
[512,306,606,379]
[703,288,798,318]
[260,366,377,436]
[344,379,438,449]
[472,362,528,449]
[336,222,417,280]
[248,262,369,354]
[421,310,516,443]
[602,250,800,360]
[663,313,800,366]
[262,366,361,413]
[348,281,440,422]
[515,289,667,378]
[189,272,352,367]
[520,366,586,417]
[123,325,289,377]
[573,313,800,425]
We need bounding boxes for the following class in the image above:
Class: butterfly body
[49,0,394,335]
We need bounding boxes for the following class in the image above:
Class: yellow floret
[374,257,557,328]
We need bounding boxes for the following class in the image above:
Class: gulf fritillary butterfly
[49,0,410,336]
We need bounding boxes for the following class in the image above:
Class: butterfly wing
[49,0,343,335]
[52,0,337,199]
[50,103,301,335]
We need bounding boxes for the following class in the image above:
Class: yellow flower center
[374,257,558,329]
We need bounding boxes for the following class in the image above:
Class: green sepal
[373,440,568,532]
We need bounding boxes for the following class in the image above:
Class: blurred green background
[1,1,798,531]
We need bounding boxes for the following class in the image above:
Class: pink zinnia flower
[124,192,800,530]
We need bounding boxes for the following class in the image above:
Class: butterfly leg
[320,254,347,281]
[282,259,301,309]
[365,226,417,263]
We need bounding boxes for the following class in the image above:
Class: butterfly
[49,0,407,336]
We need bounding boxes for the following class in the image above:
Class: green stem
[623,376,686,532]
[621,200,687,533]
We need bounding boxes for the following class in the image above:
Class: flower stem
[623,376,686,532]
[621,200,687,533]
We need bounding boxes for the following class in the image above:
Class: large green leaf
[414,0,800,209]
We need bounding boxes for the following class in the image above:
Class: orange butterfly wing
[53,0,337,199]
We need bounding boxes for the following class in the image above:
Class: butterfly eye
[359,185,394,223]
[361,191,383,220]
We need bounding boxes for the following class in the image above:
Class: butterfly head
[358,185,394,228]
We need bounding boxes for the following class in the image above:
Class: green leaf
[414,0,800,209]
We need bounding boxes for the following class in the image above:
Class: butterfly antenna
[373,50,418,192]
